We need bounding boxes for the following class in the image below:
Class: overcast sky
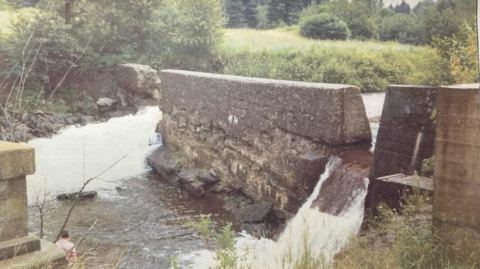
[383,0,424,7]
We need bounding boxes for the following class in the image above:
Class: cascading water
[26,106,162,204]
[180,157,370,269]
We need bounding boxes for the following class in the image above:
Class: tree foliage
[0,0,225,98]
[300,13,350,40]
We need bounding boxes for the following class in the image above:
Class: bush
[378,14,426,45]
[301,2,377,41]
[300,13,350,40]
[211,46,445,92]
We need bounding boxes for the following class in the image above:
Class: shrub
[300,13,350,41]
[301,2,376,41]
[378,14,426,45]
[211,46,445,92]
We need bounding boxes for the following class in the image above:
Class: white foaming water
[362,93,386,145]
[180,157,369,269]
[27,107,162,204]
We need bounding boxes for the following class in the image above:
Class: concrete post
[433,84,480,243]
[0,141,40,260]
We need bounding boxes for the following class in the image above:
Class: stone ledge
[0,141,35,180]
[0,236,41,261]
[0,238,67,268]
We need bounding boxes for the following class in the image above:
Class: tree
[312,0,376,40]
[224,0,246,28]
[242,0,258,28]
[267,0,284,26]
[378,14,426,44]
[267,0,303,26]
[393,0,411,14]
[300,13,350,40]
[432,22,479,84]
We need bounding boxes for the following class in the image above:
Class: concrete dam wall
[155,70,372,216]
[366,85,437,210]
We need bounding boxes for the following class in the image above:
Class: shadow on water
[28,172,239,269]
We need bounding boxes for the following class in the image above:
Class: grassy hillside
[216,28,444,92]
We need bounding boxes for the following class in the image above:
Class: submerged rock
[231,202,273,223]
[177,170,205,197]
[57,191,97,200]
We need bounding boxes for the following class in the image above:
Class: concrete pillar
[0,141,40,260]
[433,84,480,243]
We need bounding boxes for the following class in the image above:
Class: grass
[214,28,445,92]
[222,28,432,54]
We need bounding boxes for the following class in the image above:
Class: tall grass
[213,29,447,92]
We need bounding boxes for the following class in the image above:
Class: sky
[383,0,425,7]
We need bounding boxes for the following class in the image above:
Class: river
[26,93,385,268]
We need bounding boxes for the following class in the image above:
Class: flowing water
[179,157,369,269]
[25,92,385,269]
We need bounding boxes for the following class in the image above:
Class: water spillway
[180,156,370,268]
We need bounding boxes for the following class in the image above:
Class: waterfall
[180,156,370,269]
[26,107,162,205]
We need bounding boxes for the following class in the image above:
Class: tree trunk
[64,0,73,24]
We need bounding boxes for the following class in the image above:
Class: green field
[216,28,443,92]
[222,28,429,54]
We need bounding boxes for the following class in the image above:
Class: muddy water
[25,107,238,268]
[28,174,238,268]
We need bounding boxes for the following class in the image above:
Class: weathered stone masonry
[366,85,437,210]
[434,84,480,244]
[157,70,371,215]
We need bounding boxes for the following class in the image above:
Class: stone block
[367,85,437,211]
[0,176,28,242]
[0,236,40,261]
[0,238,67,268]
[433,83,480,244]
[0,141,35,181]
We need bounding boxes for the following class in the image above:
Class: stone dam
[152,70,372,219]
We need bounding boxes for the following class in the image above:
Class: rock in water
[57,191,97,200]
[232,202,273,223]
[146,146,179,181]
[177,170,205,197]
